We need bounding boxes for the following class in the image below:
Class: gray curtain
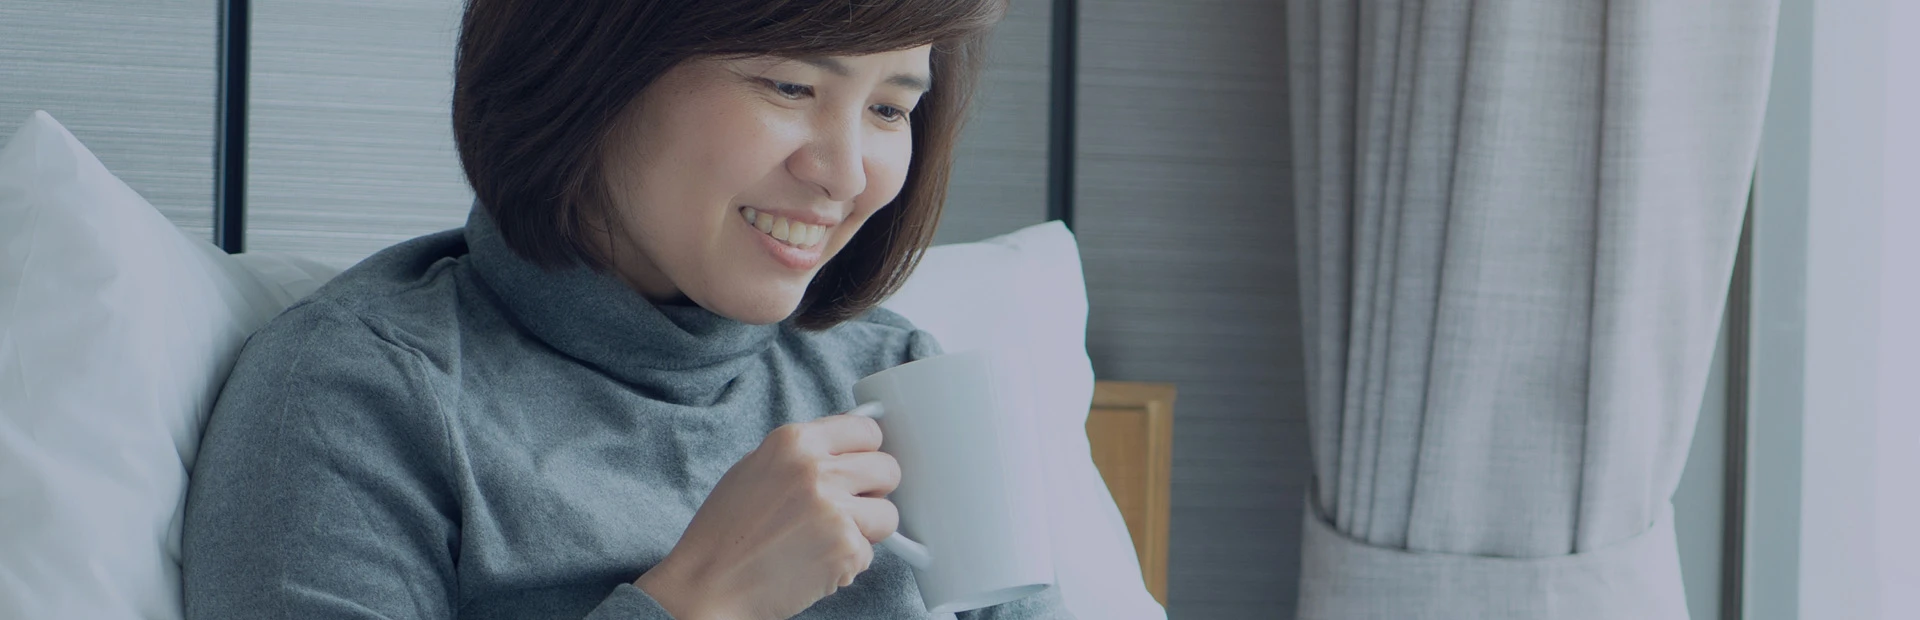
[1284,2,1778,618]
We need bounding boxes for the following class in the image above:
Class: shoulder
[216,229,476,442]
[205,273,462,508]
[302,227,467,309]
[221,296,448,435]
[263,228,473,372]
[198,294,458,530]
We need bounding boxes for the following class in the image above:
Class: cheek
[859,134,915,213]
[692,114,800,187]
[631,88,801,206]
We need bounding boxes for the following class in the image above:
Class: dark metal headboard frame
[214,0,248,254]
[1048,0,1077,232]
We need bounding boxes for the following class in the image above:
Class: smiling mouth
[740,206,828,249]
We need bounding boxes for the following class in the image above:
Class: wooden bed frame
[1084,381,1177,606]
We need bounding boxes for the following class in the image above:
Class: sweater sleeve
[181,301,674,620]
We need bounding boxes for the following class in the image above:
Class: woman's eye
[871,104,909,123]
[767,80,813,99]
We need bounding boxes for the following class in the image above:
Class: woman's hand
[634,410,902,620]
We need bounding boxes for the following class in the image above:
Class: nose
[787,112,868,202]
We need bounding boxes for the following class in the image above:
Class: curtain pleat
[1286,1,1779,617]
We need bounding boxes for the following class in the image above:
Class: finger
[826,450,902,497]
[805,413,884,455]
[842,496,901,544]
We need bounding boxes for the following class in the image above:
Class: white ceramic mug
[848,349,1055,614]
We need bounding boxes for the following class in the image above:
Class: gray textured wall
[244,0,472,267]
[0,0,218,239]
[933,0,1053,244]
[1075,0,1303,617]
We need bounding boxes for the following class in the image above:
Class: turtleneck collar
[462,202,781,405]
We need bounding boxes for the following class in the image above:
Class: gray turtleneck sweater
[181,206,1072,620]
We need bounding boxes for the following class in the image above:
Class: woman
[180,1,1071,618]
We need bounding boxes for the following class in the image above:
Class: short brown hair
[452,0,1005,330]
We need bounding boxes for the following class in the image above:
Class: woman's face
[596,46,934,325]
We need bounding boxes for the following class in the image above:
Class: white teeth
[742,207,825,248]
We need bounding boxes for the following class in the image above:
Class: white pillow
[884,224,1168,620]
[0,111,325,620]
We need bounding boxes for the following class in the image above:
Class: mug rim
[852,348,994,390]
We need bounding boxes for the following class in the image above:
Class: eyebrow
[796,56,933,93]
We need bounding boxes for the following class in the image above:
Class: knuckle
[767,423,806,449]
[807,481,841,513]
[836,530,874,575]
[799,455,832,487]
[830,547,858,578]
[787,466,824,498]
[768,435,827,482]
[854,538,875,572]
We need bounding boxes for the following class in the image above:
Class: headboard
[1085,381,1177,606]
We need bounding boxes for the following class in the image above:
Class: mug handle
[847,402,934,569]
